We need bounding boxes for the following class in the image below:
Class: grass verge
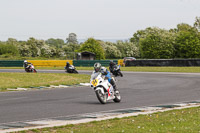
[18,106,200,133]
[0,73,90,91]
[1,66,200,73]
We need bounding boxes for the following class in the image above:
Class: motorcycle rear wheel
[95,89,107,104]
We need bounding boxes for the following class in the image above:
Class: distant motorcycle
[65,65,78,73]
[90,72,121,104]
[109,65,123,77]
[25,64,37,73]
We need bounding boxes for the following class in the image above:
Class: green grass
[0,73,90,91]
[18,106,200,133]
[1,66,200,73]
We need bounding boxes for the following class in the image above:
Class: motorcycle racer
[64,62,78,73]
[93,63,118,93]
[65,62,70,72]
[109,60,116,73]
[23,60,37,72]
[23,60,31,69]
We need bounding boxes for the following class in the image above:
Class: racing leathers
[23,62,31,70]
[65,62,70,72]
[99,67,118,92]
[109,61,116,73]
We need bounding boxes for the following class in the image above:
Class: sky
[0,0,200,41]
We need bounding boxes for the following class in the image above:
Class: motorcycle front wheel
[74,70,78,74]
[113,90,121,103]
[33,69,37,73]
[119,71,123,77]
[95,89,107,104]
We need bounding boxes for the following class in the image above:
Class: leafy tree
[18,41,31,57]
[116,41,140,58]
[99,41,122,59]
[25,38,46,57]
[130,30,147,46]
[174,23,200,58]
[18,37,57,57]
[130,27,160,58]
[62,43,80,53]
[62,43,80,59]
[6,38,18,45]
[0,42,19,56]
[139,27,175,59]
[194,16,200,32]
[40,45,56,58]
[45,38,65,48]
[66,33,78,44]
[78,38,105,59]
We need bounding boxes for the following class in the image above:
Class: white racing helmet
[94,63,101,72]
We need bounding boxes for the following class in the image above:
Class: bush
[78,38,105,59]
[0,42,19,56]
[174,23,200,58]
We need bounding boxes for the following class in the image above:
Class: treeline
[0,36,139,60]
[0,37,81,59]
[131,21,200,59]
[0,38,65,59]
[0,17,200,60]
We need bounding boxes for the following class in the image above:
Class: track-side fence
[1,59,200,67]
[125,59,200,67]
[0,60,119,67]
[73,60,118,67]
[0,61,23,67]
[26,60,73,67]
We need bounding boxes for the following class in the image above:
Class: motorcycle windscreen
[91,72,100,80]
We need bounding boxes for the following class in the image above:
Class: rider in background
[109,60,116,73]
[23,60,31,70]
[94,62,118,92]
[65,62,70,71]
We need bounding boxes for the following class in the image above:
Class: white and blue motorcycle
[90,72,121,104]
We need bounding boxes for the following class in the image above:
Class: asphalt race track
[0,69,200,124]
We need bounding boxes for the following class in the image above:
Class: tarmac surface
[0,69,200,124]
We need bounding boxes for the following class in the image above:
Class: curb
[6,83,90,91]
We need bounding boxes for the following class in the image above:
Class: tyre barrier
[0,60,121,67]
[125,59,200,67]
[27,60,73,67]
[0,60,23,67]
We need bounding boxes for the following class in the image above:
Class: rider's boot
[110,79,119,95]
